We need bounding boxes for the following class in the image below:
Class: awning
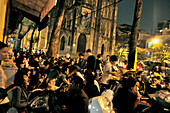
[12,0,57,22]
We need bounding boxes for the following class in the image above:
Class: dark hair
[62,65,68,73]
[21,68,30,73]
[72,74,84,89]
[84,70,95,84]
[121,76,136,89]
[79,53,84,56]
[14,71,27,86]
[0,41,8,50]
[97,54,102,58]
[86,49,92,52]
[110,55,118,62]
[164,76,170,84]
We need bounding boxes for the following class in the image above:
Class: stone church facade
[58,0,117,57]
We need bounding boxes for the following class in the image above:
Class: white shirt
[0,65,10,104]
[101,62,112,84]
[0,65,7,89]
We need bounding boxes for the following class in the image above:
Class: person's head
[23,57,27,61]
[86,49,92,56]
[79,53,84,59]
[21,68,31,77]
[14,71,29,86]
[39,56,42,61]
[121,76,136,89]
[152,76,160,84]
[62,65,69,75]
[164,77,170,90]
[110,55,118,65]
[71,74,84,89]
[84,70,95,84]
[97,54,102,60]
[48,78,56,87]
[20,61,25,69]
[70,59,75,65]
[106,55,110,61]
[0,41,8,61]
[34,56,39,61]
[70,65,81,73]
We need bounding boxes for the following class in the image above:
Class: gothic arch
[68,36,71,46]
[101,44,104,55]
[60,36,65,50]
[77,34,86,53]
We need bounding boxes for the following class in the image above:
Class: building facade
[58,0,117,57]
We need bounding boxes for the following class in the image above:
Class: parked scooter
[135,90,170,113]
[89,81,120,113]
[28,85,68,113]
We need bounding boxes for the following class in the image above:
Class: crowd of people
[0,41,169,113]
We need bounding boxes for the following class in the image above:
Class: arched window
[77,34,86,52]
[68,36,71,46]
[101,44,104,55]
[60,36,65,50]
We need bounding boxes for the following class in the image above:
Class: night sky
[117,0,170,33]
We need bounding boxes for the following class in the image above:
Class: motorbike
[89,81,120,113]
[27,84,69,113]
[135,90,170,113]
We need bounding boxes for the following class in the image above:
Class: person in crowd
[0,42,10,112]
[113,75,137,113]
[44,56,50,66]
[33,55,40,69]
[154,63,162,74]
[147,76,162,94]
[0,43,9,79]
[14,52,22,68]
[69,59,75,66]
[55,68,70,87]
[77,53,86,72]
[47,65,59,82]
[21,68,31,79]
[23,57,29,68]
[47,78,59,91]
[84,70,100,98]
[65,74,89,113]
[101,55,120,85]
[68,65,85,81]
[45,63,50,75]
[12,71,30,112]
[164,76,170,92]
[104,55,110,65]
[95,54,103,80]
[86,49,96,75]
[34,68,48,89]
[56,52,59,59]
[54,58,58,65]
[18,61,25,71]
[66,52,71,60]
[160,62,168,77]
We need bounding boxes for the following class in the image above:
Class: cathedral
[58,0,118,57]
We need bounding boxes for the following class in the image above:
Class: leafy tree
[152,39,170,61]
[16,17,35,49]
[137,47,148,60]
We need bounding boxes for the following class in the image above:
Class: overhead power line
[64,0,123,23]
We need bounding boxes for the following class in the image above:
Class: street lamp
[152,39,159,61]
[153,39,158,44]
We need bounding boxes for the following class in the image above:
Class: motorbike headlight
[88,99,92,110]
